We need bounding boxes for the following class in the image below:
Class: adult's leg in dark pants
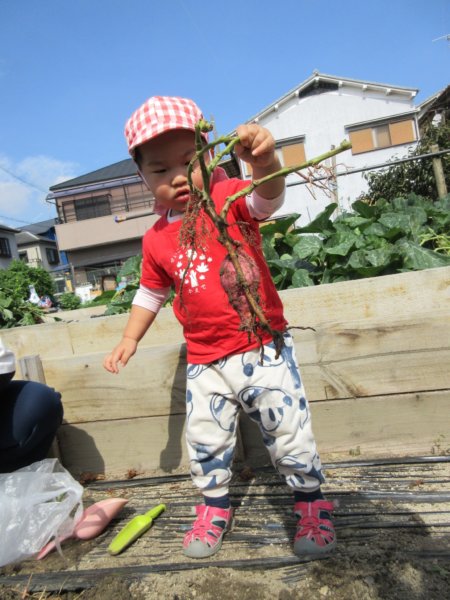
[0,380,63,472]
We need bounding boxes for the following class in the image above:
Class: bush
[58,292,82,310]
[361,123,450,203]
[0,260,56,301]
[0,286,44,328]
[0,261,56,328]
[103,256,142,315]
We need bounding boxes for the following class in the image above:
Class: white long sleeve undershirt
[132,188,285,314]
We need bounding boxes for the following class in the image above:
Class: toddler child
[104,96,336,559]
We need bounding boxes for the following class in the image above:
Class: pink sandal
[183,505,233,559]
[294,499,336,555]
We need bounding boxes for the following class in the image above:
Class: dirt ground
[1,458,449,600]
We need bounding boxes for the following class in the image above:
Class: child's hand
[103,337,137,374]
[235,124,277,169]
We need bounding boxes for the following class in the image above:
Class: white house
[0,224,20,269]
[240,71,419,223]
[15,230,62,271]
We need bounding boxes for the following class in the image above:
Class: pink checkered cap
[125,96,207,157]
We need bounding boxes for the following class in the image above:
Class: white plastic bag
[0,458,83,566]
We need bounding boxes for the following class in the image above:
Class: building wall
[56,212,158,252]
[19,243,61,271]
[68,238,145,269]
[251,87,418,223]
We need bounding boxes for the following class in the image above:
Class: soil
[1,459,449,600]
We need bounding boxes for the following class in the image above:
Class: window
[243,138,306,176]
[279,142,306,168]
[46,247,59,265]
[348,118,417,155]
[74,194,112,221]
[19,251,28,261]
[0,237,11,257]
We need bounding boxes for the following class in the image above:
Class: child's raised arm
[103,305,157,374]
[235,124,284,200]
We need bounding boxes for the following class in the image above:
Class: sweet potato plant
[180,119,351,356]
[261,193,450,289]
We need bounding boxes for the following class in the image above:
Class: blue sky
[0,0,448,227]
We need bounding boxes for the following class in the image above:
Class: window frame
[0,237,12,258]
[46,247,60,265]
[73,194,112,222]
[243,135,306,177]
[347,116,417,156]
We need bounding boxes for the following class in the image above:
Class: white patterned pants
[185,332,324,498]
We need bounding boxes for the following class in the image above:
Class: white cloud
[0,154,79,226]
[0,180,32,216]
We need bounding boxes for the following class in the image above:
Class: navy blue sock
[204,494,230,509]
[294,489,324,503]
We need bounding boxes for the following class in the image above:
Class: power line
[0,164,48,194]
[0,214,31,225]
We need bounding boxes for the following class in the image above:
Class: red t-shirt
[141,178,287,363]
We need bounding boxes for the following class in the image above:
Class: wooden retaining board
[3,266,450,476]
[3,266,450,359]
[41,312,450,422]
[57,390,450,477]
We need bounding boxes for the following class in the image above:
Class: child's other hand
[103,337,137,374]
[235,124,277,169]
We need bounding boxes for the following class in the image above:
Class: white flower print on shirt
[172,248,212,291]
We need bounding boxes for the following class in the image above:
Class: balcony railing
[57,183,155,224]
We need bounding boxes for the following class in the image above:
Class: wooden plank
[17,354,62,462]
[57,414,188,476]
[17,354,47,382]
[42,343,187,423]
[301,348,450,400]
[295,312,450,364]
[47,345,450,421]
[67,306,184,355]
[5,266,448,358]
[240,389,450,467]
[57,390,450,477]
[282,265,450,326]
[0,321,73,360]
[42,304,106,322]
[59,265,450,355]
[43,310,450,422]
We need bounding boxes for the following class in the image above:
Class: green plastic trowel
[108,503,166,555]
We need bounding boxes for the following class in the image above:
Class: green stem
[220,140,352,219]
[207,137,241,173]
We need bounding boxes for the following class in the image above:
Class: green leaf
[1,308,14,321]
[259,214,300,237]
[335,214,373,230]
[364,222,389,237]
[290,269,315,288]
[268,257,299,272]
[293,203,337,234]
[262,236,279,261]
[351,200,377,218]
[118,255,142,279]
[378,212,413,232]
[292,236,322,259]
[396,239,450,270]
[324,231,359,256]
[347,246,395,276]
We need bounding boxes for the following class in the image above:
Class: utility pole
[431,144,448,198]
